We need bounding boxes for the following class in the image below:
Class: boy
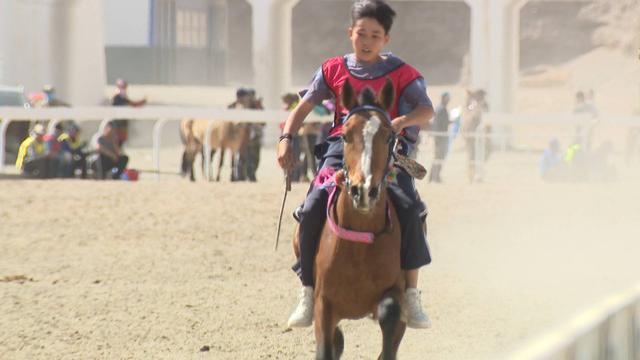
[277,0,433,329]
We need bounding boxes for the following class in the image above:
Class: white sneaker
[405,288,431,329]
[287,286,314,328]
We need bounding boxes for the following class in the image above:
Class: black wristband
[279,133,293,142]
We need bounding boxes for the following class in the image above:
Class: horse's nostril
[350,185,360,197]
[368,187,378,199]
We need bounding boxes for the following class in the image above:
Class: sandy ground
[2,143,640,360]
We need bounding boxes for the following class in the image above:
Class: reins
[323,105,397,244]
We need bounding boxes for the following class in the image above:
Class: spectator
[15,124,56,178]
[245,122,265,182]
[428,92,452,183]
[247,88,264,110]
[95,122,129,180]
[58,123,87,178]
[540,138,564,181]
[111,78,147,146]
[228,88,252,110]
[572,90,599,149]
[42,123,65,177]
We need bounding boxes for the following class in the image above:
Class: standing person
[278,0,433,329]
[95,122,129,179]
[228,88,252,181]
[572,91,598,150]
[111,78,147,146]
[429,92,452,183]
[244,89,265,182]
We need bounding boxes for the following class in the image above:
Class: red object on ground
[121,168,139,181]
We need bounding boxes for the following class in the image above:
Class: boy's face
[348,17,389,64]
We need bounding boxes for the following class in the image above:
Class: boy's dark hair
[351,0,396,34]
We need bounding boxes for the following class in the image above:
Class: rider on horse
[277,0,433,330]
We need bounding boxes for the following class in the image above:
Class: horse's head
[339,79,395,213]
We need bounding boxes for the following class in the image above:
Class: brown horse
[460,89,490,183]
[179,119,250,181]
[294,79,406,360]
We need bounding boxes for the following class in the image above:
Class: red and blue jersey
[321,55,422,137]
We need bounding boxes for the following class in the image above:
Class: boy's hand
[391,118,404,134]
[277,138,294,170]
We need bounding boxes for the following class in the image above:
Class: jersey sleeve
[300,67,334,106]
[399,77,433,112]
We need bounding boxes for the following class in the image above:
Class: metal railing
[509,284,640,360]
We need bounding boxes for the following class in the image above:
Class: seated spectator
[95,122,128,179]
[58,123,87,178]
[15,124,56,178]
[540,138,564,182]
[43,123,65,176]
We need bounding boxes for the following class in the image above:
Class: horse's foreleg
[315,296,341,360]
[377,288,405,360]
[216,148,225,182]
[209,149,216,181]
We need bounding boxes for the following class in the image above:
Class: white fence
[2,106,639,180]
[509,284,640,360]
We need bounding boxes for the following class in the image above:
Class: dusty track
[1,149,640,359]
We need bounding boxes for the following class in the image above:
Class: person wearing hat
[15,123,54,178]
[58,123,87,178]
[428,92,452,183]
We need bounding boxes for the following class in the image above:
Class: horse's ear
[378,79,394,111]
[341,79,357,110]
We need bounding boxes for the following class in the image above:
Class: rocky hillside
[579,0,640,56]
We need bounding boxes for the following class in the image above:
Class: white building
[0,0,593,110]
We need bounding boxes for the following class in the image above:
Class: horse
[293,79,406,360]
[179,119,250,182]
[460,89,491,183]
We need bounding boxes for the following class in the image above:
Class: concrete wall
[103,0,151,46]
[0,0,106,105]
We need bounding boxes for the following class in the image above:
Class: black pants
[60,152,87,178]
[99,154,128,179]
[22,158,57,179]
[294,138,431,287]
[429,137,449,182]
